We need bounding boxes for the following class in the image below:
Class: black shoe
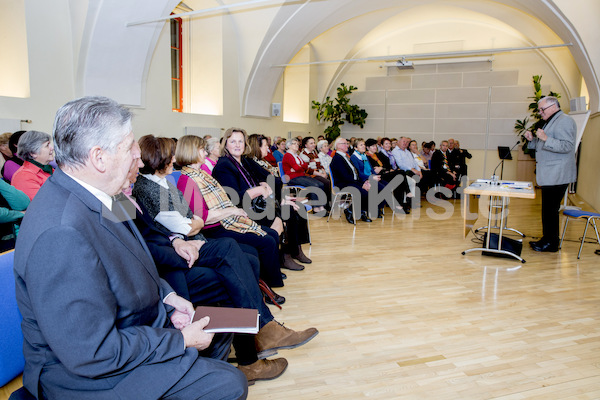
[264,292,286,306]
[360,211,372,222]
[281,272,287,280]
[531,241,559,252]
[529,240,541,248]
[377,208,384,218]
[344,208,355,225]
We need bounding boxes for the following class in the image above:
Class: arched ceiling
[243,0,598,117]
[78,0,598,117]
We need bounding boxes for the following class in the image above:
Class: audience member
[317,139,332,172]
[378,137,397,170]
[14,96,248,400]
[409,139,433,192]
[329,137,373,223]
[201,137,220,175]
[420,141,434,166]
[365,138,409,211]
[391,136,420,206]
[0,179,29,252]
[453,140,472,178]
[272,138,286,163]
[125,160,317,384]
[282,138,329,213]
[212,128,310,272]
[247,134,279,177]
[431,140,459,190]
[11,130,55,200]
[2,131,25,182]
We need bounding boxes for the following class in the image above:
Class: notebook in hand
[192,306,259,334]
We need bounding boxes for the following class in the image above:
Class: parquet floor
[2,192,599,399]
[248,193,600,399]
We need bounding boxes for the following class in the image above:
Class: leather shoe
[529,240,541,248]
[293,245,312,264]
[531,241,559,252]
[237,358,288,385]
[256,321,319,358]
[360,211,372,222]
[282,253,305,271]
[263,291,285,306]
[344,208,355,224]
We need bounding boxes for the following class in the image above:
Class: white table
[462,180,535,263]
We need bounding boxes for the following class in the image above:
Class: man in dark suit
[13,96,247,399]
[431,140,459,189]
[525,96,577,252]
[329,137,373,223]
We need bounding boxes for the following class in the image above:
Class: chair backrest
[277,162,289,184]
[328,166,339,194]
[0,250,25,387]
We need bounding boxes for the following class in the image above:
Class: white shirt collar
[142,173,169,189]
[64,171,114,211]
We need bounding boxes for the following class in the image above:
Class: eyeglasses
[538,104,554,113]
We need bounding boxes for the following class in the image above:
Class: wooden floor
[3,192,599,399]
[248,193,600,399]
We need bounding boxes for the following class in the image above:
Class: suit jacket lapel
[52,169,161,286]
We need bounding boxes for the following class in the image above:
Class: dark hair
[381,137,391,145]
[301,136,314,148]
[365,138,378,147]
[138,135,176,174]
[247,134,267,160]
[423,142,433,150]
[9,131,26,155]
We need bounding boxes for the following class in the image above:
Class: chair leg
[559,216,570,249]
[578,217,592,259]
[592,218,600,247]
[328,194,338,222]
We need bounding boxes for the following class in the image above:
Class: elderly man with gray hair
[11,130,55,200]
[525,95,577,252]
[13,96,248,399]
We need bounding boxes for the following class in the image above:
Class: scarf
[30,159,53,174]
[359,153,372,175]
[181,166,266,236]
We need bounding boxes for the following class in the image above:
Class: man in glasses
[524,96,577,252]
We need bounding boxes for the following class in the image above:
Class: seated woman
[365,138,410,208]
[281,138,329,213]
[201,137,220,175]
[176,135,292,288]
[11,130,54,200]
[2,131,25,183]
[351,139,404,215]
[409,139,433,192]
[212,128,311,272]
[0,179,29,251]
[316,139,332,173]
[272,138,286,163]
[247,134,279,177]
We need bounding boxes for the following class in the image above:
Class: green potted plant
[312,83,368,142]
[514,75,560,156]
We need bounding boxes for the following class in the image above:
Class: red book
[192,306,259,334]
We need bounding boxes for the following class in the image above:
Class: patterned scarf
[181,166,266,236]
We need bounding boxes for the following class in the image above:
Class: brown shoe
[237,358,288,385]
[282,253,304,271]
[292,245,312,264]
[256,320,318,358]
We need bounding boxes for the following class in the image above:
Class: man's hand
[181,316,214,351]
[362,180,371,191]
[164,293,195,330]
[536,128,548,141]
[172,238,200,268]
[524,130,534,141]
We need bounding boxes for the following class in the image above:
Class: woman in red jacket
[281,138,329,213]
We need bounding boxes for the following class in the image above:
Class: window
[170,17,183,112]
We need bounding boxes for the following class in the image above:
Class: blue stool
[559,209,600,259]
